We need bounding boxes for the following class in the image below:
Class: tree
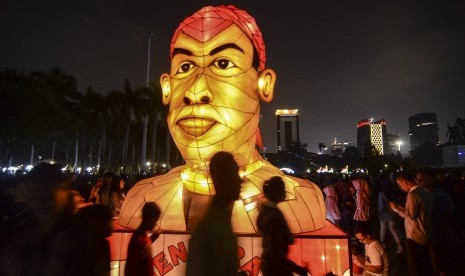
[362,141,384,175]
[0,68,78,166]
[341,146,362,170]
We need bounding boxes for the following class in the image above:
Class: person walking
[186,151,244,276]
[257,176,309,276]
[70,204,114,276]
[125,202,161,276]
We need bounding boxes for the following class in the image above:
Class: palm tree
[74,87,105,169]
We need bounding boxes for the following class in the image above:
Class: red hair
[170,5,266,71]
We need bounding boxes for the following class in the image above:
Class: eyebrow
[172,48,193,57]
[209,43,244,56]
[172,43,244,58]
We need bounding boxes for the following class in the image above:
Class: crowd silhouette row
[1,161,464,275]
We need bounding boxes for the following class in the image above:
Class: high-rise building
[357,118,388,155]
[330,138,355,156]
[408,112,439,151]
[276,109,299,152]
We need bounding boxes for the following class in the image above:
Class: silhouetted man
[186,151,243,276]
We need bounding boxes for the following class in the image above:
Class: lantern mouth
[177,117,216,137]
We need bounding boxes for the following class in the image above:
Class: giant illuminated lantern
[114,5,350,276]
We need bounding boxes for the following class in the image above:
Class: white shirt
[394,185,432,245]
[364,240,389,276]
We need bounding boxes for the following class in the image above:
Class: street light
[396,141,402,152]
[141,31,158,168]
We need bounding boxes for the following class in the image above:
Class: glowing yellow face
[163,25,261,162]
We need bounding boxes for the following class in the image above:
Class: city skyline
[1,1,464,155]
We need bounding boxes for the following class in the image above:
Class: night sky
[2,0,464,154]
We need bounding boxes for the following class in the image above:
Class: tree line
[0,67,175,173]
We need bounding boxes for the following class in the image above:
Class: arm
[389,201,406,218]
[357,261,383,274]
[352,255,383,274]
[404,191,421,220]
[88,185,99,203]
[286,259,308,276]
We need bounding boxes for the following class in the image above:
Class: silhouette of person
[125,202,161,276]
[109,175,127,218]
[0,162,77,275]
[257,176,309,276]
[186,151,243,276]
[119,4,325,235]
[70,204,114,276]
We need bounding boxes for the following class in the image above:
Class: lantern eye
[212,58,235,70]
[176,61,196,74]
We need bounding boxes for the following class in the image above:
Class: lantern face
[165,24,260,163]
[115,9,342,276]
[119,5,327,235]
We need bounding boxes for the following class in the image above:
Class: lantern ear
[160,73,171,105]
[257,69,276,103]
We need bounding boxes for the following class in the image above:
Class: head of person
[77,204,114,238]
[103,171,114,186]
[395,171,416,192]
[354,225,373,245]
[209,151,242,203]
[111,175,125,193]
[415,168,436,191]
[434,168,446,183]
[160,5,276,164]
[141,202,161,231]
[322,185,337,198]
[263,176,286,203]
[351,177,369,194]
[27,162,70,217]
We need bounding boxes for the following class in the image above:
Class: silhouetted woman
[109,175,126,218]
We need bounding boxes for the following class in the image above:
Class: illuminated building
[330,138,354,156]
[357,118,388,155]
[276,109,299,151]
[408,112,439,151]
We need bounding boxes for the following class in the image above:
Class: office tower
[408,112,439,151]
[276,109,299,152]
[330,138,355,156]
[357,118,388,155]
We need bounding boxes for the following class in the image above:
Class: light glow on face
[166,25,260,163]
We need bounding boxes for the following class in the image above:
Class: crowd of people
[1,160,465,276]
[2,2,464,275]
[316,168,465,276]
[0,164,161,276]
